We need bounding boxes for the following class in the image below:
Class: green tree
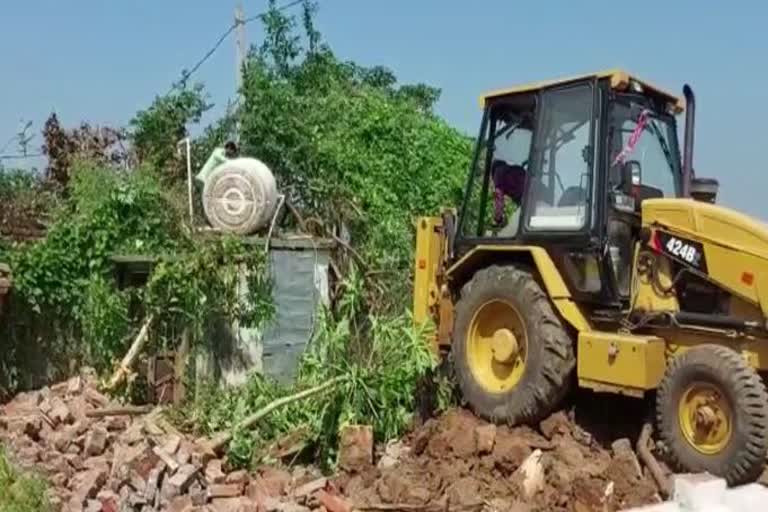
[238,1,471,311]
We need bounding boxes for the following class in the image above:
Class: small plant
[0,447,50,512]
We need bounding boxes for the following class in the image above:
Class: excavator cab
[455,72,688,308]
[414,70,768,486]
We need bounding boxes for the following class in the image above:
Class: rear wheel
[452,265,575,424]
[656,344,768,485]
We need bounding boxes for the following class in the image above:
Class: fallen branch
[636,422,671,498]
[85,405,153,418]
[106,315,154,390]
[204,376,346,453]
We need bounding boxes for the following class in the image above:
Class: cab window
[526,84,594,231]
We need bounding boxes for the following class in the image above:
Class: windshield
[610,101,681,197]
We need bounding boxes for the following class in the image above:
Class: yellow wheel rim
[466,299,527,393]
[678,382,732,455]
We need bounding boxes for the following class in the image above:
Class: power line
[171,0,304,93]
[0,153,44,161]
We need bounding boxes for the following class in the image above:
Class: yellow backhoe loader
[413,69,768,485]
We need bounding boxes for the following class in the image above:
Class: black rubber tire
[452,264,575,424]
[656,344,768,485]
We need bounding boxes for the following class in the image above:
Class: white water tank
[201,157,279,235]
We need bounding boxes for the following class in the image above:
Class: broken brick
[84,426,108,456]
[205,459,227,485]
[153,445,181,473]
[337,425,373,473]
[49,397,74,425]
[166,463,199,495]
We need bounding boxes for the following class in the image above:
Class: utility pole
[234,2,246,144]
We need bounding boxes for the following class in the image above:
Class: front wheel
[452,265,575,424]
[656,344,768,485]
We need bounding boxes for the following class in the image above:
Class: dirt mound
[335,409,662,512]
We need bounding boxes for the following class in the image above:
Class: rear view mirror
[690,177,719,203]
[620,160,642,195]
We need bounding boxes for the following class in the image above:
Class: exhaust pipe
[682,85,695,197]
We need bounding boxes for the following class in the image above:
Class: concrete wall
[198,237,333,387]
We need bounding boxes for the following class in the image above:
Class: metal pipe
[674,311,760,330]
[637,422,671,499]
[682,85,695,197]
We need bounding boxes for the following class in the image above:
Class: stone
[316,491,353,512]
[209,483,245,498]
[293,477,327,497]
[516,449,544,499]
[474,424,497,455]
[672,473,726,510]
[205,459,227,484]
[51,431,72,453]
[84,426,108,456]
[338,425,373,472]
[539,411,570,439]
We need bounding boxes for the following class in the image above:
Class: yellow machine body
[414,195,768,396]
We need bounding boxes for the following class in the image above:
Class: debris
[86,405,153,418]
[517,449,545,499]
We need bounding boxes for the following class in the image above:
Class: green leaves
[0,446,50,512]
[130,83,211,178]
